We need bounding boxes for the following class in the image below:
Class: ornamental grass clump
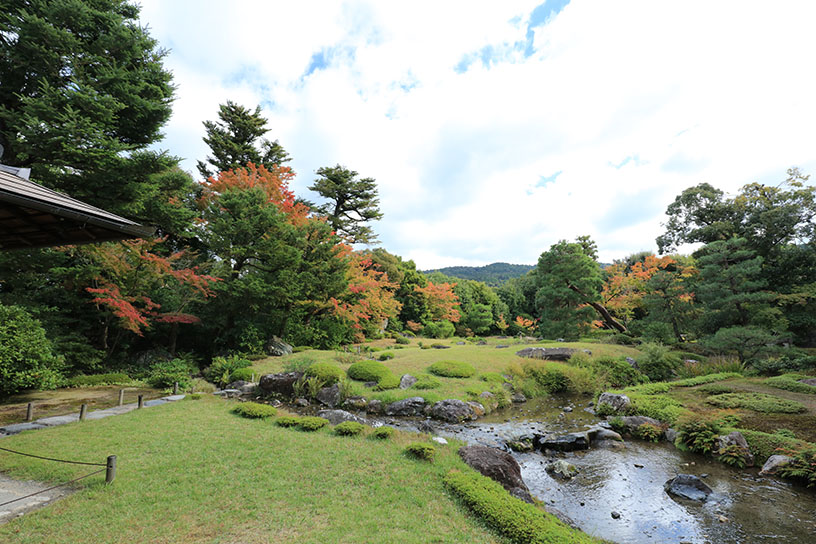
[404,442,436,461]
[232,402,277,419]
[334,421,365,436]
[427,360,476,378]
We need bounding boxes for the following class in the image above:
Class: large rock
[625,357,639,369]
[258,372,303,397]
[534,431,590,452]
[430,399,476,423]
[618,415,661,433]
[226,380,257,394]
[511,392,527,403]
[515,347,580,361]
[316,384,342,408]
[664,474,713,502]
[597,392,631,413]
[366,399,383,414]
[458,445,534,504]
[342,396,367,410]
[717,431,754,467]
[266,336,293,357]
[587,426,623,443]
[317,409,367,425]
[385,397,426,416]
[759,454,792,476]
[399,374,418,389]
[799,378,816,386]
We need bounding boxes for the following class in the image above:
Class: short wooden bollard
[105,455,117,484]
[79,404,87,421]
[173,382,179,395]
[26,402,33,422]
[118,389,125,406]
[251,373,256,383]
[137,395,144,409]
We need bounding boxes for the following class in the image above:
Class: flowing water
[380,395,816,544]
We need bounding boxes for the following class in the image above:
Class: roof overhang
[0,168,154,250]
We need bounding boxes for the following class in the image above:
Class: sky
[137,0,816,269]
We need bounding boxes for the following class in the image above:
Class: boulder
[342,396,367,410]
[226,380,257,394]
[594,439,626,450]
[515,347,578,361]
[625,357,638,369]
[533,432,590,452]
[665,428,677,444]
[466,401,486,417]
[294,398,309,407]
[456,341,465,345]
[597,392,631,413]
[759,454,792,476]
[316,384,341,408]
[458,445,534,504]
[799,378,816,386]
[399,374,418,389]
[430,399,476,423]
[546,459,579,480]
[511,392,527,403]
[495,345,509,349]
[366,399,383,414]
[587,427,623,443]
[417,420,435,434]
[266,336,293,357]
[664,474,713,502]
[317,409,367,426]
[259,371,303,397]
[385,397,426,416]
[717,431,755,467]
[507,439,534,453]
[619,415,661,434]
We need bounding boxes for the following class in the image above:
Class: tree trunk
[567,284,628,333]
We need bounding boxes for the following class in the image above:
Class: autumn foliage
[415,281,460,323]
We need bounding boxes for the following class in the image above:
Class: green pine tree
[309,165,383,244]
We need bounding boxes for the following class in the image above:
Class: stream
[372,395,816,544]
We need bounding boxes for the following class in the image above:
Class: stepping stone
[143,399,168,407]
[35,415,79,427]
[0,422,48,435]
[161,395,185,402]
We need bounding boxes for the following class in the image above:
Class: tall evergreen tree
[309,164,383,244]
[196,101,290,179]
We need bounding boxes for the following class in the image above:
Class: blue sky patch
[609,154,642,169]
[536,170,562,188]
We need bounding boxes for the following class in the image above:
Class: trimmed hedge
[412,374,442,390]
[297,416,329,431]
[347,360,391,382]
[229,367,255,382]
[376,373,400,391]
[443,470,599,544]
[428,360,476,378]
[371,426,394,440]
[334,421,365,436]
[232,402,277,419]
[275,416,301,428]
[305,362,345,386]
[378,352,395,361]
[404,442,435,461]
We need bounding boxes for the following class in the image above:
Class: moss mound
[427,360,476,378]
[232,402,277,419]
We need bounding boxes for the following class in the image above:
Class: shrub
[422,320,455,339]
[283,354,318,373]
[637,343,681,382]
[347,360,391,382]
[189,378,216,393]
[697,383,734,395]
[765,374,816,394]
[293,375,325,399]
[64,373,132,388]
[596,356,647,388]
[148,358,195,389]
[705,393,806,414]
[443,470,597,544]
[229,367,255,383]
[232,402,277,419]
[375,373,400,391]
[633,422,663,442]
[204,355,251,387]
[777,447,816,487]
[0,303,64,396]
[404,442,436,461]
[304,362,345,386]
[395,336,410,345]
[751,353,816,376]
[526,365,569,393]
[378,352,395,361]
[774,428,797,439]
[334,421,365,436]
[608,416,627,435]
[479,372,506,385]
[428,360,476,378]
[738,428,807,463]
[603,333,639,345]
[297,416,329,431]
[412,374,442,390]
[276,416,300,427]
[675,416,721,455]
[718,444,747,468]
[372,426,394,439]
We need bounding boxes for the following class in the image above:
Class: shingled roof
[0,167,154,250]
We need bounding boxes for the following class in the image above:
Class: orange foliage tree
[602,255,680,326]
[415,281,460,323]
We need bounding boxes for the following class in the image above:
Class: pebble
[611,511,621,519]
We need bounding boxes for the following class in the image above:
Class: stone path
[0,394,186,524]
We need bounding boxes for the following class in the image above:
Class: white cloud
[137,0,816,268]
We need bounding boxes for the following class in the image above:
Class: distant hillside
[423,262,534,286]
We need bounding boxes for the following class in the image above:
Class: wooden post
[137,395,143,409]
[79,404,87,421]
[26,402,33,422]
[105,455,117,484]
[173,382,179,395]
[251,373,256,383]
[118,389,125,406]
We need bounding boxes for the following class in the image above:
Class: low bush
[637,343,681,382]
[297,416,329,431]
[774,428,797,439]
[443,470,598,544]
[479,372,506,384]
[412,374,442,390]
[718,444,748,468]
[697,383,735,395]
[232,402,277,419]
[751,353,816,376]
[63,373,132,388]
[375,373,400,391]
[204,355,251,387]
[428,360,476,378]
[525,365,569,393]
[334,421,365,436]
[395,336,410,345]
[304,362,345,386]
[0,303,64,396]
[229,367,255,383]
[608,416,627,435]
[189,378,216,393]
[777,447,816,487]
[671,372,742,387]
[422,320,455,339]
[148,358,196,389]
[633,422,663,442]
[347,360,391,382]
[706,393,806,414]
[275,416,301,427]
[675,416,721,455]
[293,376,324,399]
[378,352,395,361]
[371,426,395,440]
[602,333,639,345]
[404,442,435,461]
[765,374,816,395]
[597,356,647,388]
[737,428,808,463]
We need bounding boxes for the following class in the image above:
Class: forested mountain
[423,262,534,286]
